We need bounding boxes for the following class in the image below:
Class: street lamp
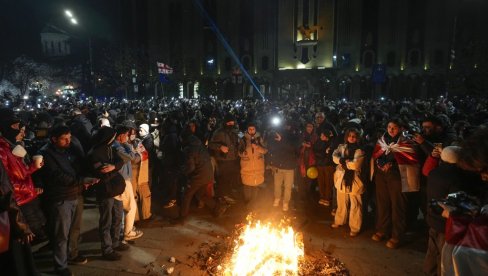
[64,9,94,94]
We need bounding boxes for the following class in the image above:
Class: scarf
[342,142,359,189]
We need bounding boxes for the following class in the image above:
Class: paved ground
[33,183,427,275]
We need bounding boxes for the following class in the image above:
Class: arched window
[386,51,396,67]
[261,56,269,71]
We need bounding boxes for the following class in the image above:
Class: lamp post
[64,9,94,94]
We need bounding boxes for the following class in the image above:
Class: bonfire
[190,215,349,276]
[224,220,304,275]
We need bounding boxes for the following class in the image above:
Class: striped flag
[157,62,173,74]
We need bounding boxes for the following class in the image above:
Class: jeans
[48,199,78,270]
[69,195,83,259]
[98,198,123,255]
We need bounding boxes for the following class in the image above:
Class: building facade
[125,0,487,99]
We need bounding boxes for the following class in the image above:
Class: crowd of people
[0,92,487,276]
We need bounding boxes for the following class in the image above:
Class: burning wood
[189,215,349,275]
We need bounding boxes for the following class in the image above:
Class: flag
[159,73,170,84]
[372,64,386,84]
[157,62,173,74]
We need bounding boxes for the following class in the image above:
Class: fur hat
[441,146,462,164]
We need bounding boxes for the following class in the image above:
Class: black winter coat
[182,135,213,185]
[38,142,86,202]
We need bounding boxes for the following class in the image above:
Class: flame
[224,220,304,275]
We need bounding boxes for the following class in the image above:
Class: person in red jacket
[0,108,45,241]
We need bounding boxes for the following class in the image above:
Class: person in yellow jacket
[238,123,267,209]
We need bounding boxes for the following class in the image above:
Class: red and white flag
[157,62,173,74]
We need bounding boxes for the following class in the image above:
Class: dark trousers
[48,199,78,270]
[0,240,38,276]
[317,165,335,201]
[98,198,123,255]
[242,185,260,208]
[374,169,407,240]
[161,169,180,205]
[19,197,46,239]
[180,180,216,218]
[423,227,445,276]
[69,195,83,259]
[215,160,240,199]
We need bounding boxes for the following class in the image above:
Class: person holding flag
[371,118,420,249]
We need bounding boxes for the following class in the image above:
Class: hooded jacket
[208,124,239,161]
[238,132,267,186]
[87,127,124,199]
[182,135,213,185]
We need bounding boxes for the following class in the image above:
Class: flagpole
[161,81,164,98]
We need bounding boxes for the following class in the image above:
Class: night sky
[0,0,115,60]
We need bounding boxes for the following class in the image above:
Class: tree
[9,55,60,96]
[0,80,20,96]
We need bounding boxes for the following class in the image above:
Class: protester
[38,125,99,275]
[127,126,152,221]
[87,127,127,261]
[0,161,38,276]
[112,126,144,241]
[331,128,365,237]
[176,132,227,224]
[208,113,240,203]
[0,108,47,242]
[238,123,267,209]
[371,118,420,249]
[267,120,298,212]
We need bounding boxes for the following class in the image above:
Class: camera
[430,191,480,217]
[251,136,257,145]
